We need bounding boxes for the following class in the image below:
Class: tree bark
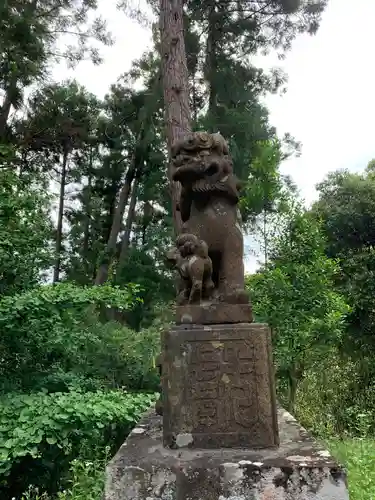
[287,371,298,415]
[82,176,93,282]
[53,149,68,283]
[118,174,139,265]
[159,0,192,234]
[287,365,303,415]
[94,161,135,285]
[94,132,147,286]
[83,147,93,261]
[0,88,13,141]
[206,3,219,124]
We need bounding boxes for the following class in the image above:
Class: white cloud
[53,0,375,205]
[260,0,375,205]
[52,2,153,97]
[245,0,375,271]
[50,0,375,273]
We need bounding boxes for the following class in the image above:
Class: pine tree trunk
[206,4,218,124]
[118,175,139,265]
[83,177,92,281]
[83,177,92,258]
[53,149,68,283]
[192,77,198,124]
[263,209,268,266]
[160,0,192,234]
[94,160,136,285]
[0,88,12,141]
[83,147,93,262]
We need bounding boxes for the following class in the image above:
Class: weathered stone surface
[166,234,215,305]
[104,408,349,500]
[162,323,278,449]
[155,354,163,416]
[166,132,250,306]
[176,302,253,324]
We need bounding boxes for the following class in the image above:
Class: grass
[328,438,375,500]
[21,454,107,500]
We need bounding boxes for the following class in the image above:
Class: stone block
[176,302,253,324]
[104,408,349,500]
[162,323,279,449]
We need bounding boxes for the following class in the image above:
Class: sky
[52,0,375,271]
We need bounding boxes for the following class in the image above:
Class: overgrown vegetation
[0,390,156,498]
[1,0,374,499]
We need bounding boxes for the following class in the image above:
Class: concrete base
[104,408,349,500]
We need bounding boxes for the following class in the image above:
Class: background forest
[0,1,374,499]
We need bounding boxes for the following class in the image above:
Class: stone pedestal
[176,303,253,325]
[104,408,349,500]
[162,323,279,449]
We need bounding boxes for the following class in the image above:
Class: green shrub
[9,317,161,395]
[0,390,156,498]
[0,283,141,392]
[21,455,108,500]
[294,352,375,438]
[0,166,53,298]
[116,323,161,391]
[328,438,375,500]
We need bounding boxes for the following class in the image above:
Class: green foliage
[313,170,375,354]
[56,456,108,500]
[293,354,375,438]
[20,454,108,500]
[295,363,375,499]
[314,170,375,256]
[87,320,161,392]
[239,139,298,260]
[0,0,112,90]
[115,248,175,330]
[328,439,375,500]
[0,167,52,296]
[0,283,141,392]
[0,390,156,498]
[187,0,327,57]
[247,207,350,411]
[23,81,101,155]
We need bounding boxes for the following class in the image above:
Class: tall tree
[248,205,349,413]
[313,169,375,356]
[159,0,192,233]
[94,64,163,285]
[21,80,100,282]
[0,165,52,296]
[0,0,112,141]
[240,138,298,262]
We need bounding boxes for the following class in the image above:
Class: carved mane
[173,132,241,222]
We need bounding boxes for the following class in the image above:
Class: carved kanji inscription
[188,339,267,432]
[162,324,279,449]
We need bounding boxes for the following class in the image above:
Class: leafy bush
[20,453,109,500]
[246,209,350,413]
[0,167,53,297]
[0,390,156,498]
[295,352,375,438]
[328,438,375,500]
[0,283,141,392]
[111,322,161,391]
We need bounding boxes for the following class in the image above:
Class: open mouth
[173,156,221,183]
[205,162,219,176]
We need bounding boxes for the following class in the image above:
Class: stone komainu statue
[170,131,248,305]
[166,233,215,305]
